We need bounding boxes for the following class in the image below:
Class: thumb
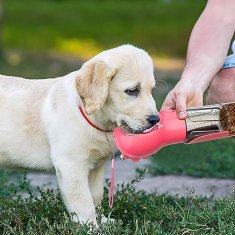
[175,93,187,119]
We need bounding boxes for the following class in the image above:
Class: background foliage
[2,0,206,60]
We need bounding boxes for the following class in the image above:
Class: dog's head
[76,45,158,133]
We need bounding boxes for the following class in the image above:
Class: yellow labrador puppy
[0,45,158,225]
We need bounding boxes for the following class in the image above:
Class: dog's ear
[76,59,117,115]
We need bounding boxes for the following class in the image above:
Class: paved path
[27,158,235,198]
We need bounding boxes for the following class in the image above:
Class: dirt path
[27,158,235,198]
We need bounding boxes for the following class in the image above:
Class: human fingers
[174,92,187,119]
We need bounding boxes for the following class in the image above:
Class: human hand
[161,79,204,119]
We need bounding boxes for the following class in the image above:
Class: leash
[78,105,116,208]
[109,156,115,208]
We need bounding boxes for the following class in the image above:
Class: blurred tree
[0,0,3,58]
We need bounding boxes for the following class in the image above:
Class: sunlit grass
[3,0,206,59]
[55,38,102,60]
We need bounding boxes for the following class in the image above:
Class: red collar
[78,106,112,133]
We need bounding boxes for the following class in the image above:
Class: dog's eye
[125,87,140,96]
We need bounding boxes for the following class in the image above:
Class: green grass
[3,0,206,59]
[149,138,235,178]
[0,169,26,198]
[1,172,235,235]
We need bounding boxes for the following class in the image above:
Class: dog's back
[0,75,58,170]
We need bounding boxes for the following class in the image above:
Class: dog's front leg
[89,161,106,207]
[89,160,115,224]
[53,159,97,226]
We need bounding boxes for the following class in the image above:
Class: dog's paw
[101,215,115,224]
[71,213,99,228]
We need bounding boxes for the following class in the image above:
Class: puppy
[0,45,158,225]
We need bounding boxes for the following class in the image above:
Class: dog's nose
[147,114,160,126]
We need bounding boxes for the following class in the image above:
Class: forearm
[182,0,235,91]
